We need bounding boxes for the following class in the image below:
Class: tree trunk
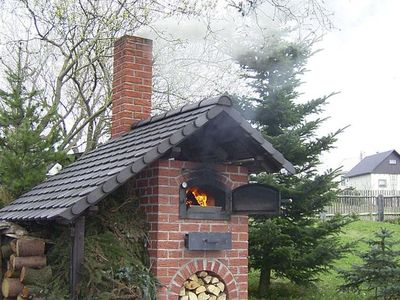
[258,264,271,297]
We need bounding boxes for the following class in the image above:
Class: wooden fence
[323,190,400,221]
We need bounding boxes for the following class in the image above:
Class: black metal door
[232,183,280,216]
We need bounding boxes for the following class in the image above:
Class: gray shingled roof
[0,96,294,222]
[346,150,398,178]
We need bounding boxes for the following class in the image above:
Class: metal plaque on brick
[185,232,232,251]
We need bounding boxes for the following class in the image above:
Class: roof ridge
[365,149,393,159]
[131,95,232,130]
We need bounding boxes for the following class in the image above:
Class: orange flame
[186,187,208,207]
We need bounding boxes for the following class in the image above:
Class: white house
[344,150,400,190]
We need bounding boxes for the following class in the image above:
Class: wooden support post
[69,216,85,300]
[377,194,384,222]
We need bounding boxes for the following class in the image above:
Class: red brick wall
[136,160,249,300]
[112,36,152,138]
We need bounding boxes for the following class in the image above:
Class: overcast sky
[300,0,400,172]
[0,0,396,173]
[138,0,400,174]
[147,0,400,174]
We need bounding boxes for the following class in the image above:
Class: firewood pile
[1,237,51,300]
[179,271,227,300]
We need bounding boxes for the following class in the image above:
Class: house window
[378,179,387,188]
[389,159,397,165]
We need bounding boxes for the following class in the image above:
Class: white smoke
[135,1,291,111]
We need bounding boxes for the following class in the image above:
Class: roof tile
[0,96,294,221]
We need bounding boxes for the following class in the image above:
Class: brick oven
[137,161,250,299]
[0,35,294,300]
[110,36,294,300]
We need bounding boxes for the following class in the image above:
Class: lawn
[248,220,400,299]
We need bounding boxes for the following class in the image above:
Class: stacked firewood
[179,271,227,300]
[1,238,51,300]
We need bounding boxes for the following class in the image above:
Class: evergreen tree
[236,40,353,296]
[338,228,400,299]
[0,50,66,202]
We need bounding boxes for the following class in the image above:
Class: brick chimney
[111,36,152,138]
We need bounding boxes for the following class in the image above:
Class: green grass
[248,220,400,299]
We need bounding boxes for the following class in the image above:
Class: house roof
[345,150,399,178]
[0,96,295,222]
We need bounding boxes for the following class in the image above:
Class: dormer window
[389,159,397,165]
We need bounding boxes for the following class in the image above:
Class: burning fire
[186,187,209,207]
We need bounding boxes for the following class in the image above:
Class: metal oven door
[232,183,280,216]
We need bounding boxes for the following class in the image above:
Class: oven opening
[186,185,227,208]
[180,181,230,220]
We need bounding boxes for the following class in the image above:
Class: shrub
[338,228,400,299]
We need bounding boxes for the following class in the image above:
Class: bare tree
[227,0,334,31]
[0,0,333,153]
[0,0,216,152]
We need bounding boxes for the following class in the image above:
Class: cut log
[198,271,208,278]
[17,295,28,300]
[1,244,13,260]
[187,292,197,300]
[206,285,220,296]
[5,269,21,278]
[10,255,46,271]
[182,272,227,300]
[198,292,210,300]
[217,293,226,300]
[20,286,44,297]
[2,278,24,297]
[195,285,206,294]
[9,240,16,253]
[184,281,200,290]
[16,239,45,257]
[211,277,219,284]
[189,274,199,282]
[20,266,52,285]
[216,282,225,292]
[19,287,29,298]
[204,276,212,284]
